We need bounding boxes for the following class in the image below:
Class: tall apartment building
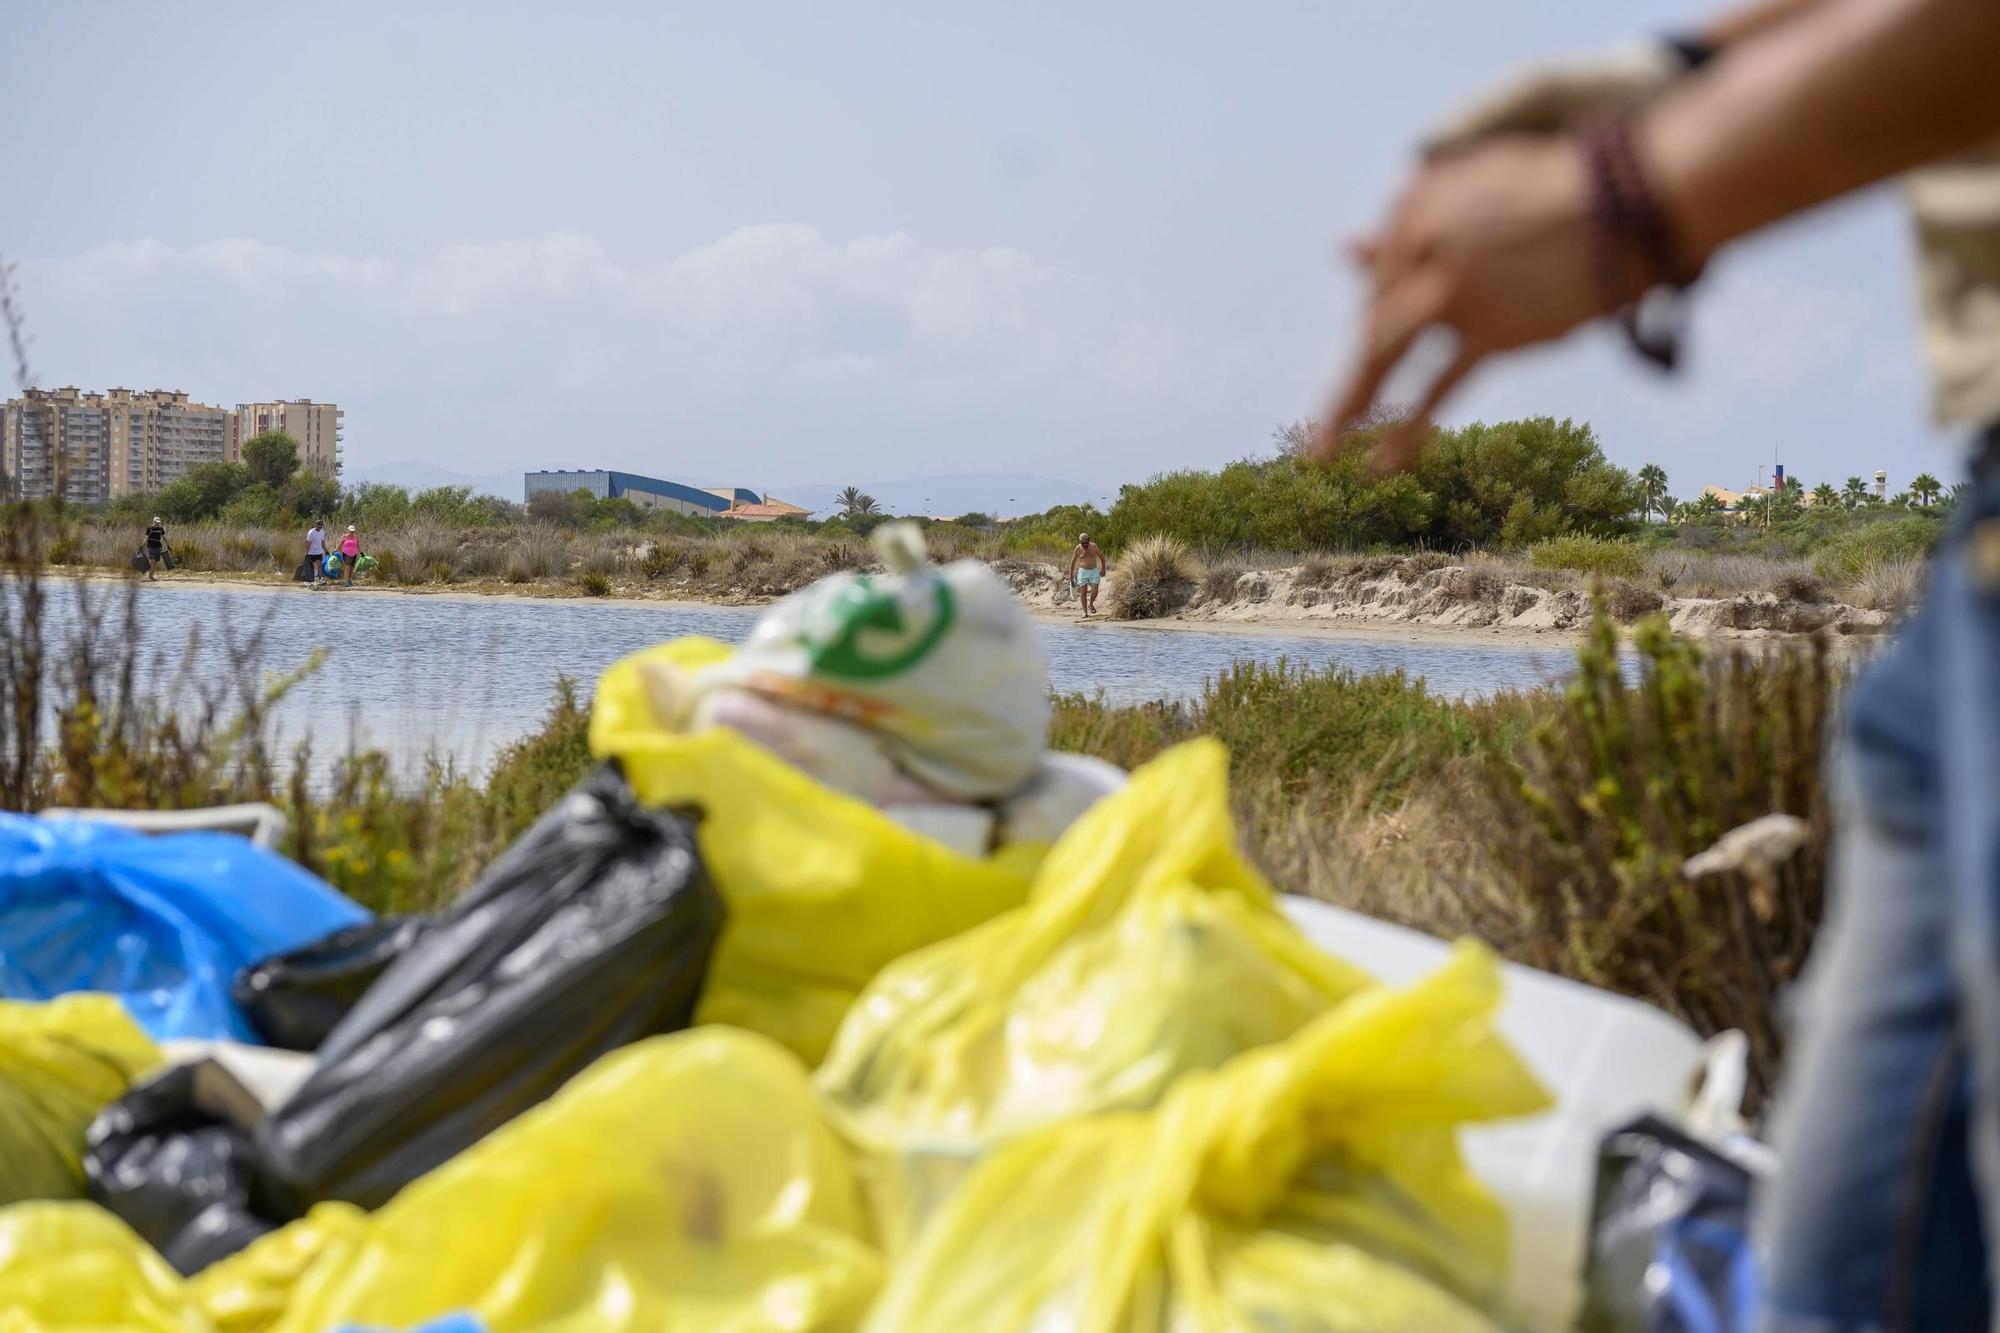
[229,400,343,478]
[0,387,229,503]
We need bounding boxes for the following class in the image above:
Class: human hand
[1314,136,1648,469]
[1424,40,1689,155]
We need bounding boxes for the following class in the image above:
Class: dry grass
[1850,556,1928,612]
[1201,564,1245,605]
[1108,535,1200,620]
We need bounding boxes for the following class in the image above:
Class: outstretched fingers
[1314,264,1453,461]
[1371,344,1478,473]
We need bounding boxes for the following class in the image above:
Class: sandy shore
[67,571,1581,646]
[42,563,1890,652]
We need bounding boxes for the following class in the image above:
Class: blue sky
[0,0,1960,503]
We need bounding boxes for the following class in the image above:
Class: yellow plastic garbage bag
[273,1027,883,1333]
[0,995,160,1205]
[591,637,1034,1063]
[863,943,1551,1333]
[190,1203,365,1333]
[0,1199,358,1333]
[0,1200,204,1333]
[814,739,1377,1252]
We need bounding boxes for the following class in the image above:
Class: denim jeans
[1759,441,2000,1331]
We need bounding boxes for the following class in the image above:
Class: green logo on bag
[801,576,955,679]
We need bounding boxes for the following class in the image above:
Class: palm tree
[1695,490,1725,516]
[1890,491,1914,509]
[1911,472,1943,507]
[1658,494,1681,523]
[835,486,880,518]
[1841,476,1867,511]
[1812,481,1838,509]
[1637,463,1669,523]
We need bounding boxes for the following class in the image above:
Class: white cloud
[15,227,1261,479]
[30,227,1219,384]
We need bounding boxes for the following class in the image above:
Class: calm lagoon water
[34,582,1606,776]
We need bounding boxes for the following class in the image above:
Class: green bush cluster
[1528,534,1647,579]
[1031,417,1643,556]
[1811,515,1944,581]
[1050,656,1523,808]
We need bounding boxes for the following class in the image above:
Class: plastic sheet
[257,767,723,1211]
[0,996,159,1206]
[593,638,1033,1064]
[0,815,369,1042]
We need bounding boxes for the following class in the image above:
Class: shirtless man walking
[1066,533,1106,617]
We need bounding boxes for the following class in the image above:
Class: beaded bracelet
[1579,118,1703,371]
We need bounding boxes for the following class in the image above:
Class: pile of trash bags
[0,524,1760,1332]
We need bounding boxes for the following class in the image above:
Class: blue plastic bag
[0,815,369,1042]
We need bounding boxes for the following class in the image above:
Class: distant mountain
[773,472,1113,520]
[348,461,524,501]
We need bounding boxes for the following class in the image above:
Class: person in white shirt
[305,520,328,587]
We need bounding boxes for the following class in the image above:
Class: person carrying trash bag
[335,526,361,586]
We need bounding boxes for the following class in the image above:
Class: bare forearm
[1647,0,2000,265]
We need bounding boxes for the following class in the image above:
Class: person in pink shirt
[337,525,362,586]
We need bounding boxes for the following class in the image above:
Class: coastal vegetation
[2,501,1830,1098]
[16,415,1950,623]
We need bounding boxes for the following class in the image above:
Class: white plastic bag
[669,522,1050,800]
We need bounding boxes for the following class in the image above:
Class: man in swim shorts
[1066,532,1106,617]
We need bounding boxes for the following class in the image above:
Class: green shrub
[641,544,683,580]
[1812,515,1942,581]
[576,569,612,596]
[1478,606,1833,1100]
[1529,535,1646,579]
[1051,657,1523,809]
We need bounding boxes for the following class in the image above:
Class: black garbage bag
[234,916,434,1052]
[84,1063,278,1275]
[256,765,724,1212]
[130,549,150,572]
[1579,1115,1760,1333]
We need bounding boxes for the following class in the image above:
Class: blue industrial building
[523,469,762,517]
